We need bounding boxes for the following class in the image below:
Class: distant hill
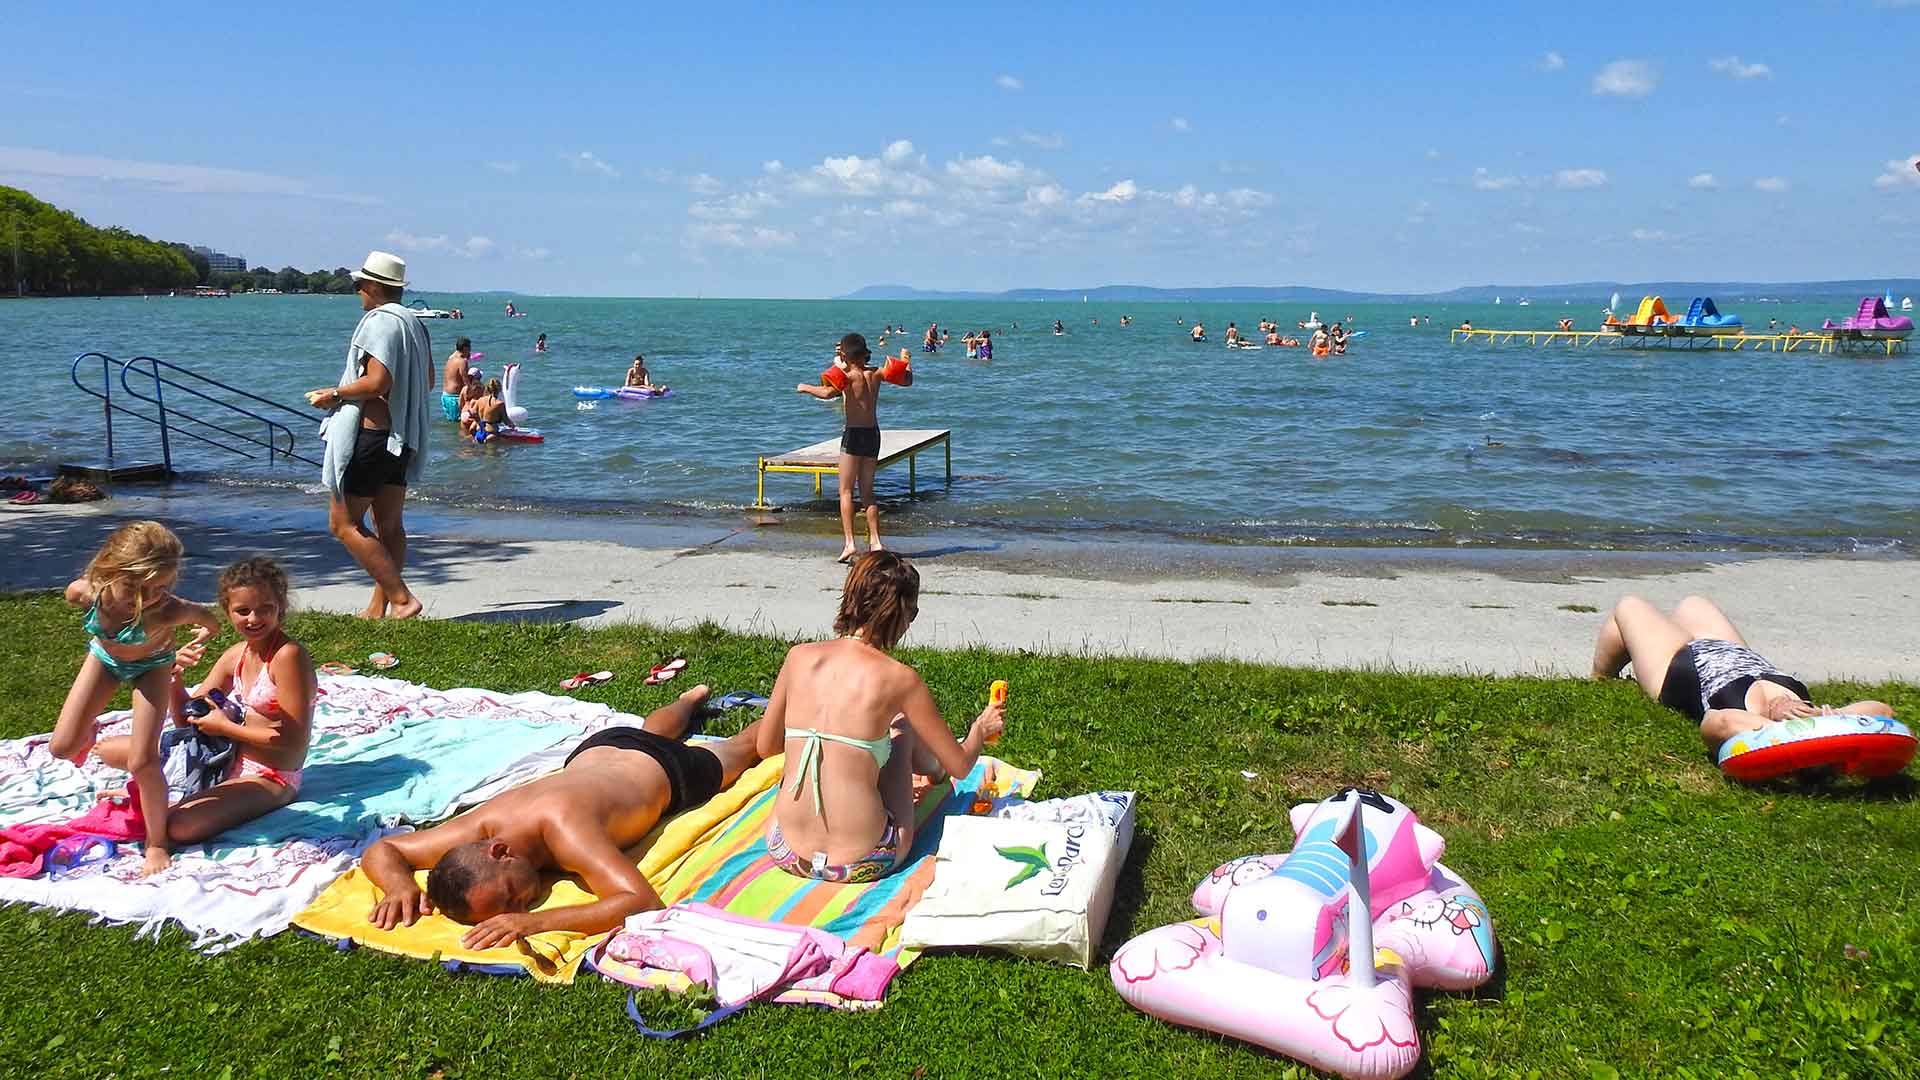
[839,280,1920,304]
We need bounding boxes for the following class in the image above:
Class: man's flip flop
[644,658,688,685]
[368,652,400,670]
[560,670,616,690]
[318,661,357,677]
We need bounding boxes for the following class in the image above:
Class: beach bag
[901,791,1137,968]
[159,725,238,803]
[591,903,898,1037]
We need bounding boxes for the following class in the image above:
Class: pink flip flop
[560,670,615,690]
[318,661,356,677]
[644,658,688,685]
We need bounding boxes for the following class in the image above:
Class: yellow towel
[292,755,788,983]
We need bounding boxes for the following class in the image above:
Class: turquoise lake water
[5,293,1917,553]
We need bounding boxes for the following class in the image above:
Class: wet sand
[4,496,1915,682]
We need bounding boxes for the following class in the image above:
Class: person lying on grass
[756,551,1005,885]
[362,685,764,949]
[1592,594,1895,750]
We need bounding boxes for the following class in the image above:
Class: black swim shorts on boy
[841,426,881,458]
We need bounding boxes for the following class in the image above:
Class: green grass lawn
[0,591,1915,1079]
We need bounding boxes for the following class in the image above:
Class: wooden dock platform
[1449,328,1908,356]
[755,428,951,509]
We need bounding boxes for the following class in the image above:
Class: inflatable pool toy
[1717,713,1915,782]
[1112,789,1496,1080]
[574,385,671,400]
[572,386,614,399]
[502,362,529,425]
[880,353,911,385]
[1298,312,1324,330]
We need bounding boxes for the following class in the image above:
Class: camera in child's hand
[182,688,243,723]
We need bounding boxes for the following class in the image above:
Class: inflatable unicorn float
[1111,788,1497,1080]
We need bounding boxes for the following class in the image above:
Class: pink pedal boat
[1822,297,1914,340]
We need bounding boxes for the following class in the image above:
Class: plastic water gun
[987,680,1007,743]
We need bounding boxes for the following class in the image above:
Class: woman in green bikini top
[756,552,1007,884]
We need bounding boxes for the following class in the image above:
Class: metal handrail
[69,351,327,472]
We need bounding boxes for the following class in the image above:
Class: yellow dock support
[754,428,952,510]
[1448,328,1908,356]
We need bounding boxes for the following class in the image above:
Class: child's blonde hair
[84,521,184,622]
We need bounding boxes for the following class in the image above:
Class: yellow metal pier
[1449,328,1909,356]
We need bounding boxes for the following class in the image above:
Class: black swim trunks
[563,727,724,817]
[841,426,881,458]
[340,428,413,498]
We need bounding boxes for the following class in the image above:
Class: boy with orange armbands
[796,333,912,563]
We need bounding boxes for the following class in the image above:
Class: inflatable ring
[1717,714,1916,782]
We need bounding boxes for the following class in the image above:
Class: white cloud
[1688,172,1720,190]
[519,246,551,261]
[1472,167,1519,191]
[1170,117,1191,133]
[1425,148,1443,161]
[1225,187,1274,209]
[0,145,363,201]
[881,139,917,165]
[1553,168,1608,189]
[485,161,520,174]
[688,190,780,221]
[1630,228,1671,243]
[686,172,725,195]
[1872,154,1920,190]
[1592,59,1657,98]
[1018,131,1067,151]
[1776,114,1792,127]
[1753,176,1792,193]
[683,222,799,252]
[944,154,1032,189]
[881,199,928,219]
[1540,50,1566,71]
[762,160,785,174]
[995,74,1023,91]
[1022,183,1068,212]
[565,151,619,177]
[798,151,933,197]
[1708,55,1772,80]
[384,231,495,258]
[1513,222,1546,235]
[1079,179,1138,204]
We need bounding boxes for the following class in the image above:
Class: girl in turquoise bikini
[757,552,1006,883]
[51,521,220,877]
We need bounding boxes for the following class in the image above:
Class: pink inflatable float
[1110,789,1497,1079]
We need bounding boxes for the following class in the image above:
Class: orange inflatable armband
[880,352,911,385]
[820,364,848,392]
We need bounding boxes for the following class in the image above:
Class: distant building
[192,245,247,273]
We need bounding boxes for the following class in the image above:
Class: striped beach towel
[645,757,1039,960]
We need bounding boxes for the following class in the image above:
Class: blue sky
[5,2,1918,297]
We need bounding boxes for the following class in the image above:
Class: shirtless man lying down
[363,684,762,949]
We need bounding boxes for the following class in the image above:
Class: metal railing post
[142,358,174,474]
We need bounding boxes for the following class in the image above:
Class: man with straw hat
[307,251,432,619]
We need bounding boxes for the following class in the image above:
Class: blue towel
[215,712,575,845]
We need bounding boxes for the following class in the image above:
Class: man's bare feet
[386,596,423,620]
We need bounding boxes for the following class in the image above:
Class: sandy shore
[4,498,1916,682]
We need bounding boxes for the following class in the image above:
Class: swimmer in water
[1053,320,1064,335]
[1190,322,1206,342]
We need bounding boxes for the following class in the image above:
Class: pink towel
[0,786,146,878]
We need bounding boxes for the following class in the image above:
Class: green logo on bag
[995,843,1050,888]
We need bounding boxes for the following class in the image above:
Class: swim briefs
[563,727,723,817]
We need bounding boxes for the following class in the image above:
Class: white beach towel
[0,674,637,951]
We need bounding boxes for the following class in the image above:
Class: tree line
[0,186,357,297]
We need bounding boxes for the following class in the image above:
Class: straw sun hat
[349,250,408,288]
